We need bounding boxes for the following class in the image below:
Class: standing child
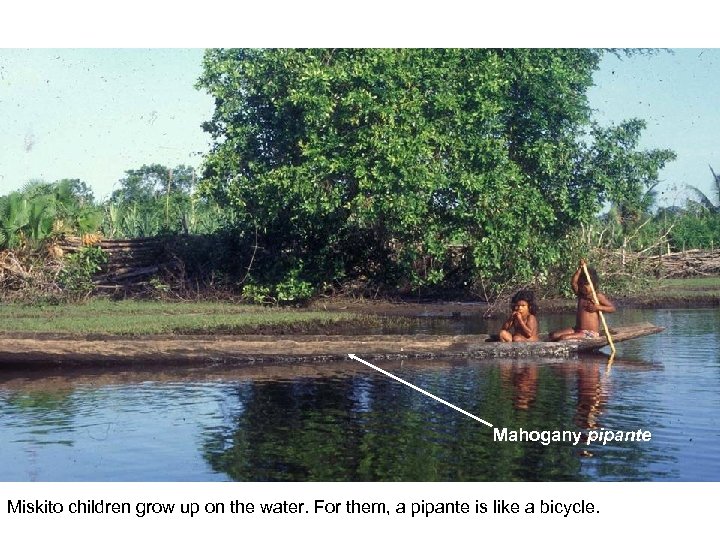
[499,290,539,342]
[549,260,616,341]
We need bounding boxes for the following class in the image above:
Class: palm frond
[640,181,661,212]
[710,165,720,202]
[686,185,718,213]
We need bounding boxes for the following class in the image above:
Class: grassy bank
[0,277,717,336]
[0,299,378,336]
[652,277,720,294]
[537,277,719,313]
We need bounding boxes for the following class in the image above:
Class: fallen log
[94,265,159,283]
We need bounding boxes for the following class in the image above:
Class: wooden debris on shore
[55,235,167,289]
[595,247,720,279]
[644,249,720,278]
[0,250,32,285]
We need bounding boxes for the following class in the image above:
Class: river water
[1,308,718,481]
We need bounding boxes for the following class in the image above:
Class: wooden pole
[165,168,172,228]
[581,262,616,356]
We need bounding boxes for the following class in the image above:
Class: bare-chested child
[499,290,539,342]
[549,260,615,341]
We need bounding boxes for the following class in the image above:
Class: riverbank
[0,277,716,339]
[309,276,720,317]
[611,277,720,309]
[0,299,380,336]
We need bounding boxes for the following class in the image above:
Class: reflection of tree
[198,358,666,481]
[202,378,365,480]
[200,358,673,481]
[202,366,584,481]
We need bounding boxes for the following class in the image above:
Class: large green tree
[197,48,675,294]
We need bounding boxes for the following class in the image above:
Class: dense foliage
[105,164,226,238]
[196,48,676,295]
[0,166,224,251]
[0,179,102,249]
[671,166,720,249]
[5,50,720,303]
[670,209,720,250]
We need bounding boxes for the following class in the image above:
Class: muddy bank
[309,298,492,317]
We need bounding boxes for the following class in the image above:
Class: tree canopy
[196,49,675,294]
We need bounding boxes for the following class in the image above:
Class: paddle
[581,261,616,357]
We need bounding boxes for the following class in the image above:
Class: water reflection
[191,354,664,481]
[1,308,718,481]
[500,358,611,429]
[556,360,609,430]
[500,362,539,411]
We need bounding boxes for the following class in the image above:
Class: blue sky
[588,49,720,206]
[1,48,718,206]
[0,49,213,199]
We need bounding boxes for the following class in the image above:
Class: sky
[1,48,719,206]
[588,49,720,207]
[0,48,213,200]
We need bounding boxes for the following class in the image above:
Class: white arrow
[349,353,494,427]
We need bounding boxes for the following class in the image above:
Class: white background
[2,482,714,538]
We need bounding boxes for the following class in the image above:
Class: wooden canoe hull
[0,323,664,368]
[548,323,666,352]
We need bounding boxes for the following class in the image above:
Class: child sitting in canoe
[550,260,616,341]
[499,290,539,342]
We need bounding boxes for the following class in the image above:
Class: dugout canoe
[0,323,664,368]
